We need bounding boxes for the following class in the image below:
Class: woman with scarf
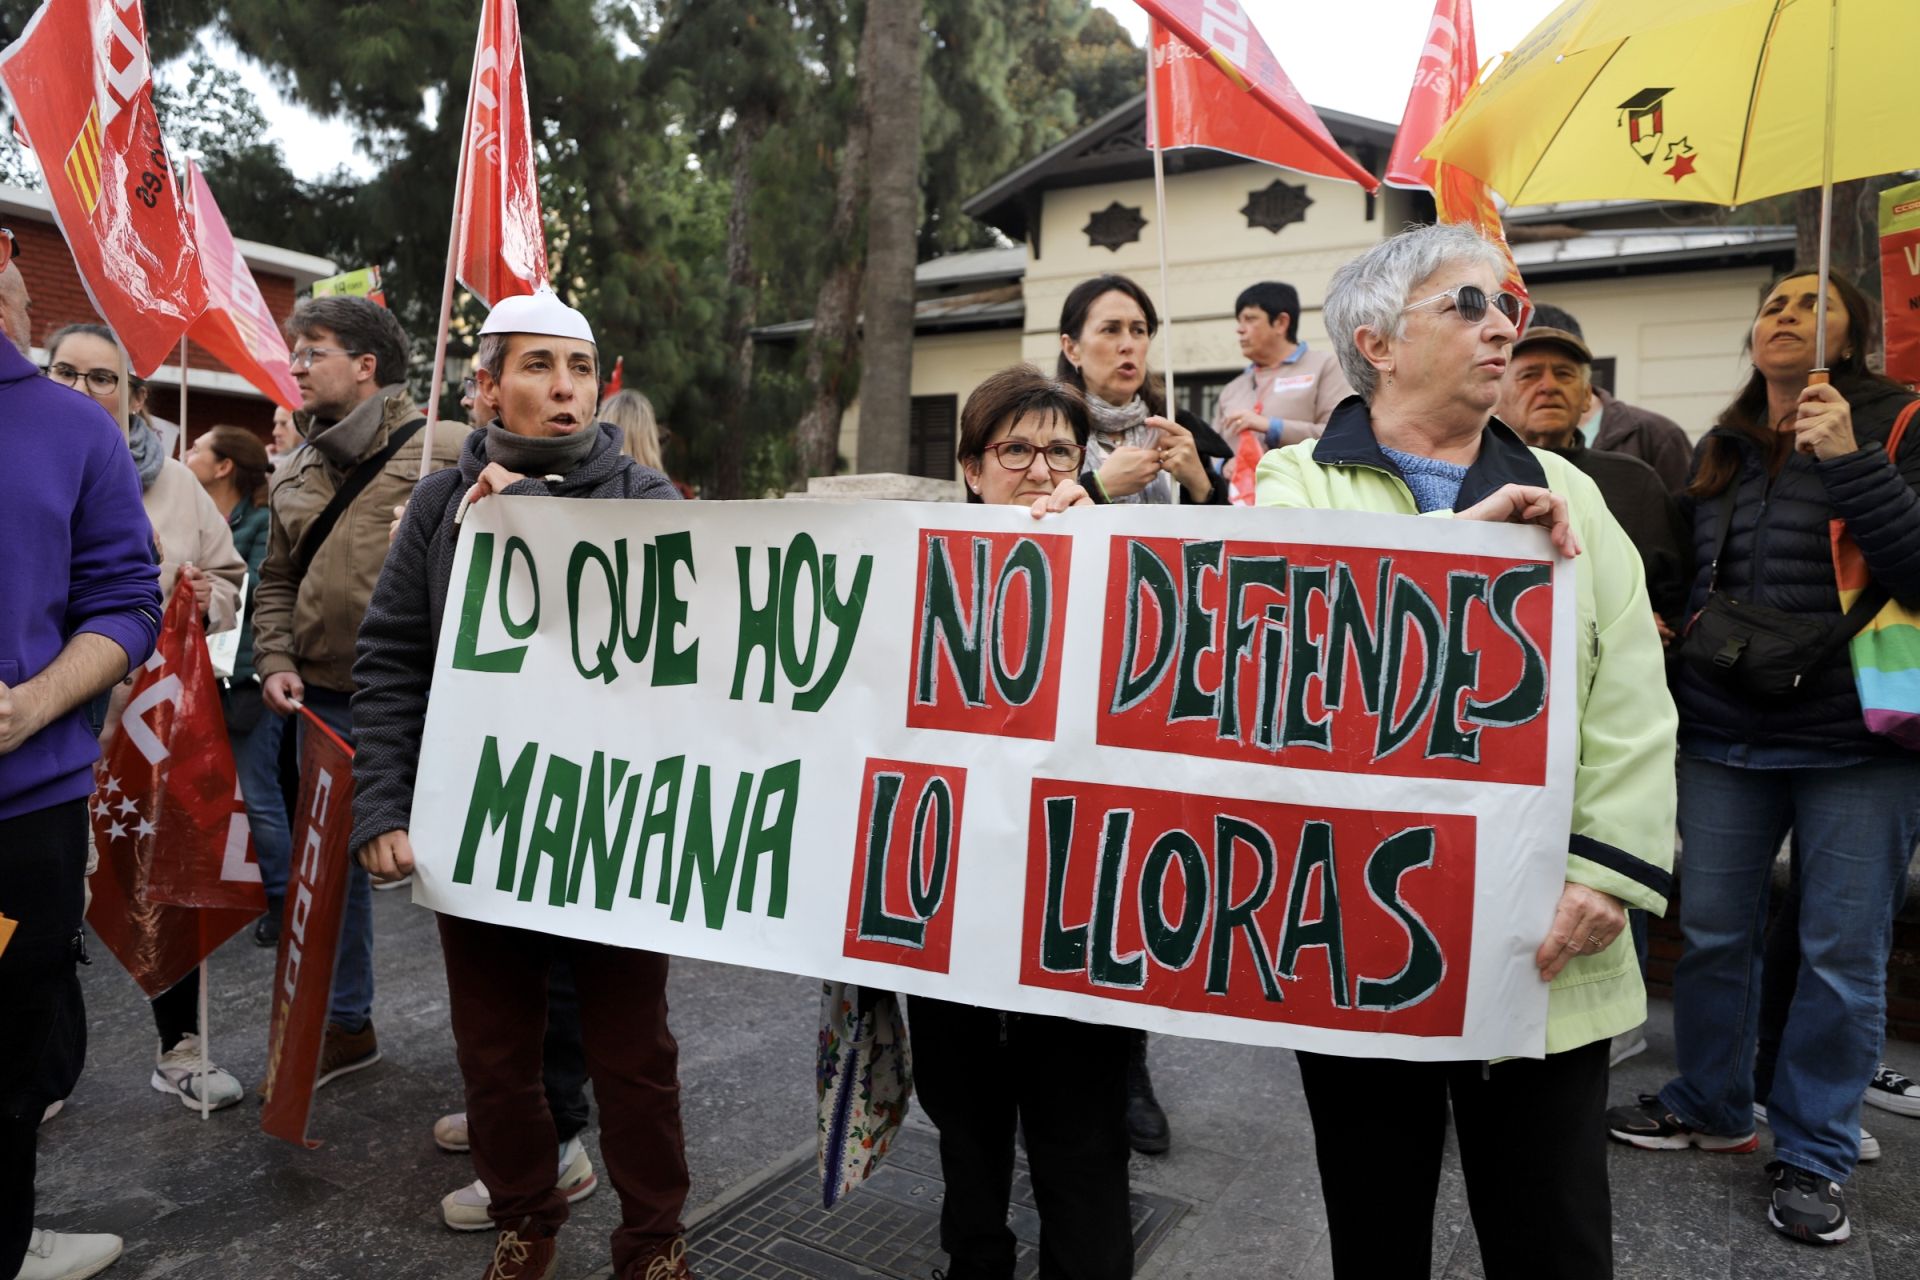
[43,324,248,1113]
[1056,274,1230,509]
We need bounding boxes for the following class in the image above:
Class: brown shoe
[315,1021,381,1088]
[482,1224,558,1280]
[633,1237,693,1280]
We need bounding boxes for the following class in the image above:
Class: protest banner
[408,499,1576,1061]
[1882,180,1920,388]
[260,709,356,1147]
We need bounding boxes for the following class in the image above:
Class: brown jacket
[252,387,464,693]
[1592,388,1693,495]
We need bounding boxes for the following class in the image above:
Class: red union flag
[86,589,262,997]
[185,162,301,410]
[455,0,546,307]
[0,0,206,375]
[1139,1,1377,191]
[1386,0,1531,329]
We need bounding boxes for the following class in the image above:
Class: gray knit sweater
[348,422,680,853]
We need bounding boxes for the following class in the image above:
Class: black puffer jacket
[1675,380,1920,755]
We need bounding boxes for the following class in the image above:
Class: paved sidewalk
[30,890,1920,1278]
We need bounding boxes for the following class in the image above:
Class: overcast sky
[200,1,1569,183]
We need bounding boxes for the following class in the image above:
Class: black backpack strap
[290,418,426,581]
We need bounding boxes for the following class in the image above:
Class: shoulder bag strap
[1703,479,1739,595]
[290,417,425,581]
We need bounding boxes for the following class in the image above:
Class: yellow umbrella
[1424,0,1920,366]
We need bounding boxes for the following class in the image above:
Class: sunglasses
[1403,283,1525,326]
[0,227,19,273]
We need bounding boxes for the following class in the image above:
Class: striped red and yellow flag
[61,101,102,214]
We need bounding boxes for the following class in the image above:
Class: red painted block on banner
[843,758,967,974]
[1096,536,1553,785]
[1019,779,1475,1037]
[906,529,1072,741]
[260,711,355,1148]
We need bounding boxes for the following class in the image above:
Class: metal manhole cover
[688,1128,1187,1278]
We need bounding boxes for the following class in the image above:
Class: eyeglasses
[290,345,358,370]
[45,362,121,394]
[980,439,1087,474]
[460,376,478,400]
[1403,283,1525,327]
[0,227,20,273]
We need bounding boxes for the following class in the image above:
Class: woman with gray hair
[1257,222,1678,1279]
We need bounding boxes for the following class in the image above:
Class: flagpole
[197,958,211,1121]
[1145,26,1177,415]
[177,333,189,460]
[423,20,488,482]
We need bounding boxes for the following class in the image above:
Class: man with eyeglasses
[251,295,461,1090]
[0,242,163,1280]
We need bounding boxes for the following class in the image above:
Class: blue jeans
[232,704,292,903]
[1659,753,1920,1183]
[296,687,374,1032]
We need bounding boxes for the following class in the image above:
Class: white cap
[479,287,595,346]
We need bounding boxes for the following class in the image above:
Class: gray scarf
[1083,391,1172,505]
[484,421,599,476]
[127,415,165,491]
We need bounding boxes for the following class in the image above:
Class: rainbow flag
[1831,403,1920,748]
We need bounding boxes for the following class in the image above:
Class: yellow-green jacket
[1256,398,1678,1055]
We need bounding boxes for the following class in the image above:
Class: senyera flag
[1139,0,1377,191]
[86,588,263,998]
[1386,0,1530,330]
[260,707,356,1148]
[0,0,206,376]
[455,0,546,306]
[185,161,301,411]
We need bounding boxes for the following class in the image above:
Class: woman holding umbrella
[1257,222,1677,1280]
[1605,270,1920,1246]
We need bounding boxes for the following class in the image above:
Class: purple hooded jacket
[0,337,162,821]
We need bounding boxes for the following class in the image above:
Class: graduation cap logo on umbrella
[1618,87,1669,163]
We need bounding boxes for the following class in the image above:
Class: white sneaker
[1865,1063,1920,1118]
[150,1034,244,1111]
[440,1136,598,1231]
[13,1227,123,1279]
[1608,1028,1648,1068]
[432,1110,470,1153]
[372,872,414,892]
[1751,1103,1880,1163]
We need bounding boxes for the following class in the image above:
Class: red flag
[1139,2,1377,191]
[601,354,624,401]
[86,590,262,997]
[454,0,546,307]
[0,0,207,376]
[184,162,302,411]
[260,708,355,1148]
[1385,0,1531,329]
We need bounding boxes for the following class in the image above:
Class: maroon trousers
[437,913,689,1274]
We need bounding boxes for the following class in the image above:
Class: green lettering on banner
[653,531,699,686]
[736,760,801,918]
[1276,821,1349,1007]
[1112,541,1179,713]
[732,544,781,704]
[630,755,685,904]
[1283,564,1332,749]
[1429,572,1491,761]
[1039,796,1089,972]
[1376,573,1442,758]
[568,542,622,683]
[916,536,988,707]
[1253,604,1287,751]
[1138,830,1207,970]
[989,539,1050,706]
[1089,809,1146,989]
[519,752,583,906]
[567,754,638,911]
[1466,563,1551,727]
[907,777,952,920]
[1219,555,1286,742]
[779,535,822,690]
[670,765,753,929]
[453,735,539,887]
[1171,540,1224,721]
[1323,561,1389,714]
[618,539,659,663]
[796,551,871,713]
[1356,828,1444,1011]
[1207,816,1282,1001]
[858,773,925,946]
[452,532,534,673]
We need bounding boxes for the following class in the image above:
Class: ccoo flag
[1385,0,1530,330]
[454,0,547,307]
[185,162,302,411]
[1139,0,1377,191]
[0,0,206,376]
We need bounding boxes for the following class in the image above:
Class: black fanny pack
[1680,492,1883,700]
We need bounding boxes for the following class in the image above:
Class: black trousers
[544,958,590,1142]
[1295,1040,1613,1280]
[907,996,1133,1280]
[0,801,91,1276]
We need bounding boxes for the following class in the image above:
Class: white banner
[409,497,1576,1060]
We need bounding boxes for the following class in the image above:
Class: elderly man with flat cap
[349,289,688,1280]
